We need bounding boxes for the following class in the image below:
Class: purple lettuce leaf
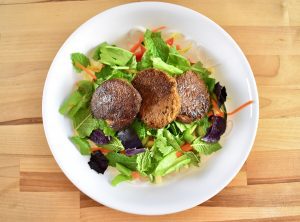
[202,116,226,143]
[214,82,227,107]
[125,148,146,156]
[117,127,143,149]
[89,129,111,145]
[88,150,109,174]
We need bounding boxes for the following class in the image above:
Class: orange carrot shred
[134,45,146,61]
[165,37,174,46]
[75,62,97,80]
[176,44,181,50]
[207,111,214,117]
[130,36,144,52]
[227,100,253,116]
[176,151,183,157]
[211,99,224,117]
[131,171,140,179]
[181,144,193,152]
[152,26,166,32]
[91,147,111,154]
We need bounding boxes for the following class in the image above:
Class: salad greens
[60,28,227,186]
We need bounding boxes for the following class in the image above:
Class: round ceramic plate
[43,2,259,215]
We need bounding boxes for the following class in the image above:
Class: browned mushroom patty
[132,69,181,129]
[176,71,210,123]
[91,79,142,130]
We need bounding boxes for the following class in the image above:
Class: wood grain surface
[0,0,300,221]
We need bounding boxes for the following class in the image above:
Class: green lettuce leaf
[167,47,191,71]
[136,149,152,174]
[72,108,98,137]
[98,119,115,137]
[144,29,169,62]
[131,119,148,139]
[152,57,183,75]
[99,45,133,67]
[185,151,201,167]
[191,62,215,92]
[106,152,137,171]
[102,137,124,152]
[111,173,131,186]
[59,80,94,118]
[116,163,132,177]
[137,50,153,70]
[71,53,90,72]
[154,151,190,176]
[163,129,181,150]
[191,138,222,155]
[93,42,109,60]
[59,91,83,116]
[70,136,91,155]
[96,68,134,85]
[195,116,211,138]
[95,65,112,79]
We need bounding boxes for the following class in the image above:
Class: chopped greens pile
[59,28,227,186]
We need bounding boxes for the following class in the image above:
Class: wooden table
[1,0,300,221]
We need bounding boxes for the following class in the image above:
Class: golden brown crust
[132,69,181,129]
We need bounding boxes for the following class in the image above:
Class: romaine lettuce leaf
[116,163,132,177]
[99,45,133,67]
[111,174,131,186]
[106,152,137,171]
[136,149,152,174]
[70,136,91,155]
[137,50,152,70]
[59,91,83,116]
[71,53,90,72]
[154,151,190,176]
[167,47,191,71]
[98,119,116,137]
[59,80,94,118]
[96,69,134,85]
[191,62,216,92]
[131,119,148,139]
[191,138,221,155]
[102,137,124,152]
[93,42,109,60]
[152,57,183,75]
[144,29,169,62]
[72,108,98,137]
[185,151,201,167]
[163,129,181,150]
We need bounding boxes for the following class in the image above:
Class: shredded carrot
[131,171,140,179]
[181,144,193,152]
[152,26,166,32]
[75,62,97,80]
[91,147,111,154]
[227,100,253,116]
[120,150,126,154]
[211,99,224,117]
[176,151,183,157]
[207,111,214,117]
[130,36,144,52]
[165,37,174,46]
[134,45,146,61]
[176,44,181,50]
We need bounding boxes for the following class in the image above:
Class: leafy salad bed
[59,28,228,186]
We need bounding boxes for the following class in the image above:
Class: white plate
[42,2,259,215]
